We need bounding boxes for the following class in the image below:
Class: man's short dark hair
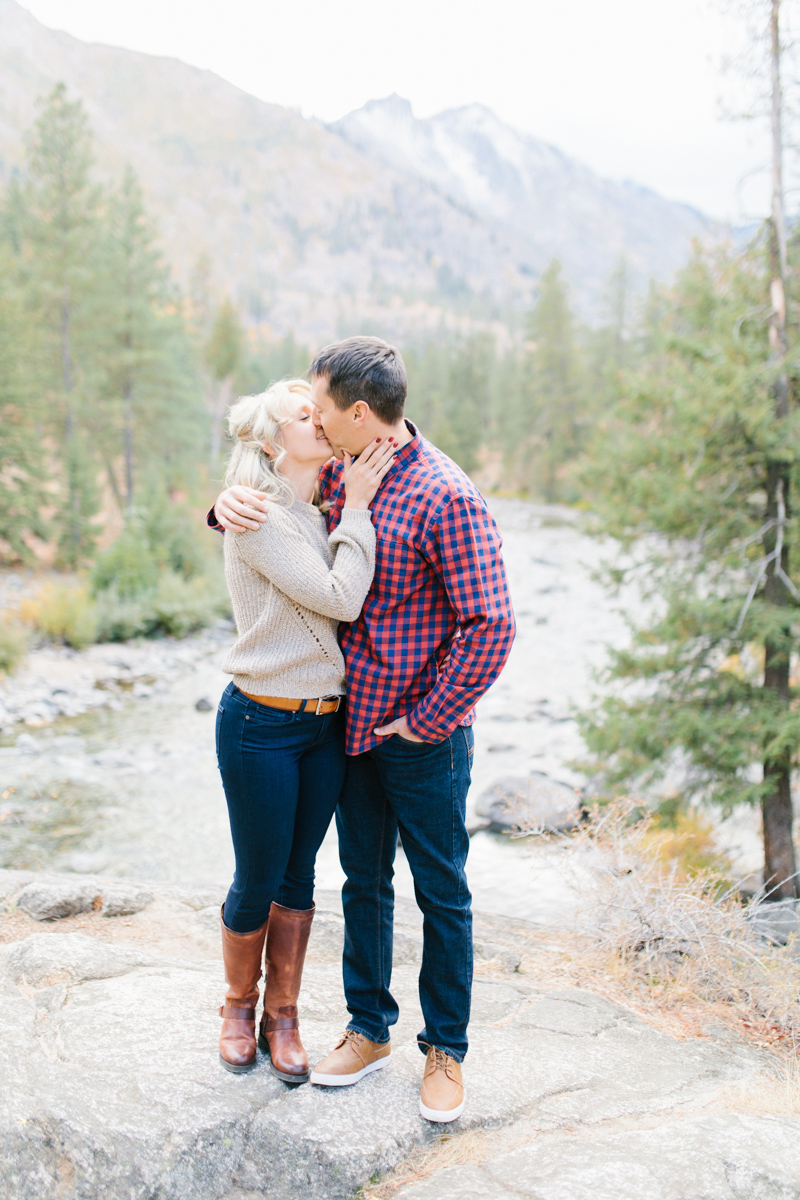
[310,336,407,425]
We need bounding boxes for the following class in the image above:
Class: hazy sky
[16,0,791,219]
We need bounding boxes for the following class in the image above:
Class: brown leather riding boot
[258,901,314,1083]
[218,907,269,1074]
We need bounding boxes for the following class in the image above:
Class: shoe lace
[337,1029,364,1049]
[424,1044,456,1079]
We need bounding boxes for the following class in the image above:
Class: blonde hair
[224,379,312,508]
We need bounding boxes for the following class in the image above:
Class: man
[213,336,515,1122]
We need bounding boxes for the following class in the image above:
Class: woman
[215,378,395,1081]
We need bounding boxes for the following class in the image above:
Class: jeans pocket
[246,702,295,727]
[393,732,445,750]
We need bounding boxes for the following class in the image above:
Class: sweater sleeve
[233,506,375,621]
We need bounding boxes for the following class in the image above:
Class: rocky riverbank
[0,620,234,735]
[2,868,799,1200]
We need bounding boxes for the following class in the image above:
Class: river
[0,498,762,921]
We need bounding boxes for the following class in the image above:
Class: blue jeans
[216,682,346,933]
[336,726,474,1062]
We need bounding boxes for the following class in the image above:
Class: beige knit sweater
[222,500,375,699]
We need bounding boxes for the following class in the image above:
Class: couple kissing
[210,335,516,1123]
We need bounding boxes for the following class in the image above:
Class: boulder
[16,879,103,920]
[5,932,149,988]
[0,870,36,903]
[15,877,154,921]
[476,773,580,833]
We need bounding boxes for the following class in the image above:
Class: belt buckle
[316,696,341,715]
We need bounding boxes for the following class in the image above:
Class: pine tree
[509,260,586,500]
[432,334,494,474]
[0,246,50,561]
[579,236,800,897]
[104,166,203,508]
[21,83,105,566]
[204,298,245,474]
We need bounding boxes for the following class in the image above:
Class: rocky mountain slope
[0,0,709,342]
[333,95,710,316]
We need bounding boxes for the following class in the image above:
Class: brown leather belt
[241,691,343,716]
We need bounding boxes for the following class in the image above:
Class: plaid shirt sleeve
[405,496,516,742]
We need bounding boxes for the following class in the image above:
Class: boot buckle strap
[264,1015,299,1032]
[219,1004,256,1020]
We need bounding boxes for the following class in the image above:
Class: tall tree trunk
[761,0,797,899]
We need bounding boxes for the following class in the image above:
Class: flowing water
[0,499,762,922]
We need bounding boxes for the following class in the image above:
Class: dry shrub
[19,582,98,649]
[0,612,29,674]
[566,800,800,1049]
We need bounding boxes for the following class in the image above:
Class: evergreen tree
[204,298,245,473]
[579,237,800,897]
[433,333,494,474]
[0,246,50,561]
[104,166,203,508]
[21,82,105,566]
[506,260,586,500]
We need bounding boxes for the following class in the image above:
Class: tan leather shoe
[419,1047,464,1122]
[310,1030,391,1086]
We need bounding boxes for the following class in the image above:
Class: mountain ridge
[0,0,710,341]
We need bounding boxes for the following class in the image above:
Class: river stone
[475,773,580,833]
[4,932,149,988]
[14,876,153,921]
[98,882,155,917]
[16,878,104,920]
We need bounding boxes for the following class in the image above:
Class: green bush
[0,615,30,674]
[92,587,153,642]
[91,526,159,598]
[94,569,230,642]
[149,571,227,637]
[142,496,211,580]
[19,583,98,649]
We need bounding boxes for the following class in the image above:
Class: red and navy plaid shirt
[319,421,516,755]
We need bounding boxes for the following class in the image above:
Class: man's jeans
[336,725,474,1063]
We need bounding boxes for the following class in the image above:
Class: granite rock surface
[0,868,790,1200]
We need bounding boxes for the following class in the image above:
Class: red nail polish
[376,437,381,442]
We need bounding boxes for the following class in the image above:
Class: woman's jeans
[336,725,474,1062]
[216,682,346,933]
